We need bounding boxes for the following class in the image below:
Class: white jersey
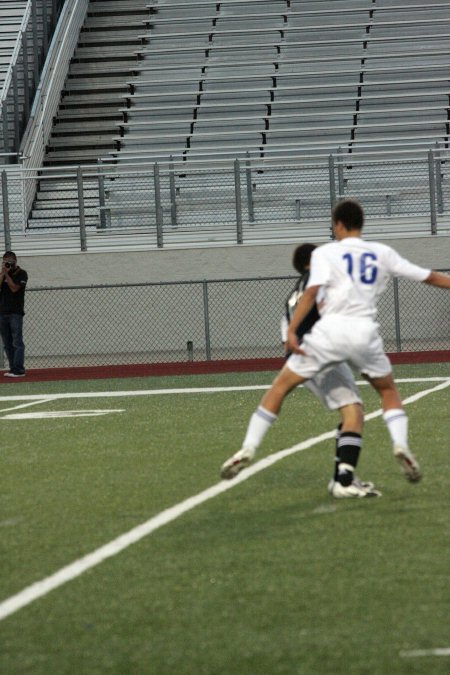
[307,237,430,319]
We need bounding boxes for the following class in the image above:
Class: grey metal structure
[0,0,65,160]
[22,271,450,369]
[1,148,449,254]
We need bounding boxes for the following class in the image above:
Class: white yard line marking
[0,399,53,413]
[2,410,125,420]
[0,378,448,623]
[400,648,450,657]
[0,377,447,403]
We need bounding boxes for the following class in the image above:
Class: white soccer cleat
[393,445,422,483]
[220,447,255,480]
[328,478,382,499]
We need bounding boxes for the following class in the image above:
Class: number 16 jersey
[307,237,430,320]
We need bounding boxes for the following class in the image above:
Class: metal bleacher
[110,0,450,165]
[0,1,27,93]
[21,0,450,243]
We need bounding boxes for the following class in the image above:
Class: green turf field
[0,363,449,674]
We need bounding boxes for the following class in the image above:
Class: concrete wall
[15,235,450,288]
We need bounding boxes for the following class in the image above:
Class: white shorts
[303,362,362,411]
[287,314,392,380]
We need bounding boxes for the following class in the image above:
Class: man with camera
[0,251,28,377]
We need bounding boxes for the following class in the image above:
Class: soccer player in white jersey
[281,243,380,498]
[220,200,450,495]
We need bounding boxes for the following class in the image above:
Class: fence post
[328,154,336,210]
[234,159,243,244]
[97,159,107,229]
[169,157,178,228]
[245,152,255,223]
[393,277,402,352]
[427,150,437,235]
[154,163,164,247]
[77,166,87,251]
[1,171,12,251]
[337,146,345,199]
[202,280,212,361]
[328,155,336,239]
[434,144,443,214]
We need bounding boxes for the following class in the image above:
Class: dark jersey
[0,267,28,315]
[284,271,319,356]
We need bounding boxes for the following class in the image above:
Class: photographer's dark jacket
[0,268,28,315]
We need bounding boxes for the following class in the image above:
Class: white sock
[383,408,408,448]
[242,406,278,450]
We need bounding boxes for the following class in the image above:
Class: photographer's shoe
[4,371,25,378]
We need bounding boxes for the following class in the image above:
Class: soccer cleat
[393,445,422,483]
[328,478,382,499]
[220,447,255,480]
[353,476,376,491]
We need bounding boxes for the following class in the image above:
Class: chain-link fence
[12,272,449,369]
[1,148,450,250]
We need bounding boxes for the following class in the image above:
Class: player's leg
[367,373,421,482]
[347,324,421,483]
[220,364,306,479]
[308,363,380,497]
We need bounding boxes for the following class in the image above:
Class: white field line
[0,399,53,414]
[400,648,450,657]
[0,377,447,403]
[2,410,125,420]
[0,378,448,623]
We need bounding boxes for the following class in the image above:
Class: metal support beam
[427,149,437,235]
[234,159,243,244]
[154,163,164,248]
[337,146,345,199]
[202,280,212,361]
[245,152,255,223]
[393,277,402,352]
[97,160,107,229]
[77,167,87,251]
[1,171,12,251]
[169,158,178,228]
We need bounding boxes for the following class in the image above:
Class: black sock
[337,432,362,486]
[334,424,343,480]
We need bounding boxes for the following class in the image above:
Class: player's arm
[287,285,320,354]
[423,270,450,289]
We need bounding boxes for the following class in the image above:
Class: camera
[4,262,14,269]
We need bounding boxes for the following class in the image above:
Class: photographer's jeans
[0,314,25,373]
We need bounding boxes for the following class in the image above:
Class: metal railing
[21,0,90,218]
[0,0,66,162]
[1,147,449,250]
[18,272,450,369]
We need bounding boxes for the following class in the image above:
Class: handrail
[0,0,32,105]
[21,0,89,216]
[11,144,450,176]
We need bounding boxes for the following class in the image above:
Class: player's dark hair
[3,251,17,260]
[292,243,316,274]
[332,199,364,231]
